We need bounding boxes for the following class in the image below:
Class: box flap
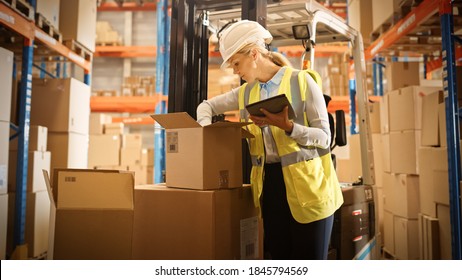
[54,169,134,210]
[241,128,255,139]
[150,112,201,129]
[42,169,55,207]
[206,121,251,128]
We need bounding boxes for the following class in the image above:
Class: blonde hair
[236,43,293,68]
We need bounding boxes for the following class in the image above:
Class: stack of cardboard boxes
[30,78,90,172]
[45,112,262,259]
[131,112,263,259]
[121,76,156,97]
[88,113,150,185]
[7,126,51,259]
[0,47,13,260]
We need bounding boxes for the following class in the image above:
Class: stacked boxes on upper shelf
[121,76,156,97]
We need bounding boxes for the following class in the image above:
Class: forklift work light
[292,24,310,40]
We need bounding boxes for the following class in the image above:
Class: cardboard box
[9,125,48,152]
[59,0,97,52]
[385,62,420,92]
[151,112,251,190]
[126,165,147,186]
[0,121,9,194]
[120,147,141,166]
[47,132,89,171]
[383,173,419,219]
[372,134,383,186]
[379,92,391,134]
[389,86,440,132]
[433,170,449,206]
[383,210,394,255]
[88,134,120,167]
[368,102,381,133]
[122,134,142,148]
[31,78,90,134]
[348,0,373,44]
[421,91,443,146]
[394,216,419,259]
[436,204,451,259]
[89,113,112,135]
[0,194,7,260]
[7,191,50,258]
[418,147,438,217]
[104,123,124,135]
[389,130,421,174]
[439,102,446,147]
[132,184,261,260]
[8,151,51,193]
[44,169,135,260]
[37,0,60,27]
[372,0,401,31]
[0,47,13,122]
[418,213,440,260]
[381,133,390,172]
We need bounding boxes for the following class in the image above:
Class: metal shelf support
[154,0,170,183]
[13,38,34,252]
[440,0,462,260]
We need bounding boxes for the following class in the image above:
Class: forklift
[167,0,378,260]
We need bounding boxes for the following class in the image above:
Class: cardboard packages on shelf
[8,151,51,193]
[0,47,13,123]
[59,0,97,52]
[31,78,90,135]
[132,184,262,260]
[9,125,48,152]
[151,112,253,190]
[44,169,135,260]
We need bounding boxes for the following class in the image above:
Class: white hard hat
[218,20,273,69]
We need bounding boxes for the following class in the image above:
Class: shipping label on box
[240,216,259,260]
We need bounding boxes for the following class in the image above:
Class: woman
[197,20,343,260]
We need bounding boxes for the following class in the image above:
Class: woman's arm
[288,73,332,149]
[196,86,241,126]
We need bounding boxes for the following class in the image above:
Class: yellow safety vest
[238,67,343,224]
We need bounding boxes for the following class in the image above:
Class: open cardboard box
[151,112,253,190]
[43,169,134,260]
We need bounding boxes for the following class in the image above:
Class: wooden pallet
[96,41,122,46]
[35,13,63,43]
[63,39,93,62]
[1,0,34,21]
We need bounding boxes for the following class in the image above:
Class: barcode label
[245,243,255,258]
[166,132,178,153]
[65,176,76,182]
[240,216,259,260]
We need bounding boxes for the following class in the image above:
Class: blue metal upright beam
[154,0,170,183]
[13,38,34,250]
[440,0,462,260]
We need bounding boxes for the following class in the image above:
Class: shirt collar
[259,66,286,89]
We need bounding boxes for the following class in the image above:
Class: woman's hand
[249,106,294,133]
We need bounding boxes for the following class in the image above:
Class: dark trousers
[262,162,334,260]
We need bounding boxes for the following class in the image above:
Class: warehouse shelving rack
[364,0,462,259]
[0,0,93,258]
[93,0,170,183]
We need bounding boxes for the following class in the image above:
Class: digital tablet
[245,94,296,120]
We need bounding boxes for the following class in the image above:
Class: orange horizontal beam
[34,27,92,71]
[97,3,156,12]
[365,0,439,60]
[94,46,157,58]
[0,2,34,39]
[91,95,168,113]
